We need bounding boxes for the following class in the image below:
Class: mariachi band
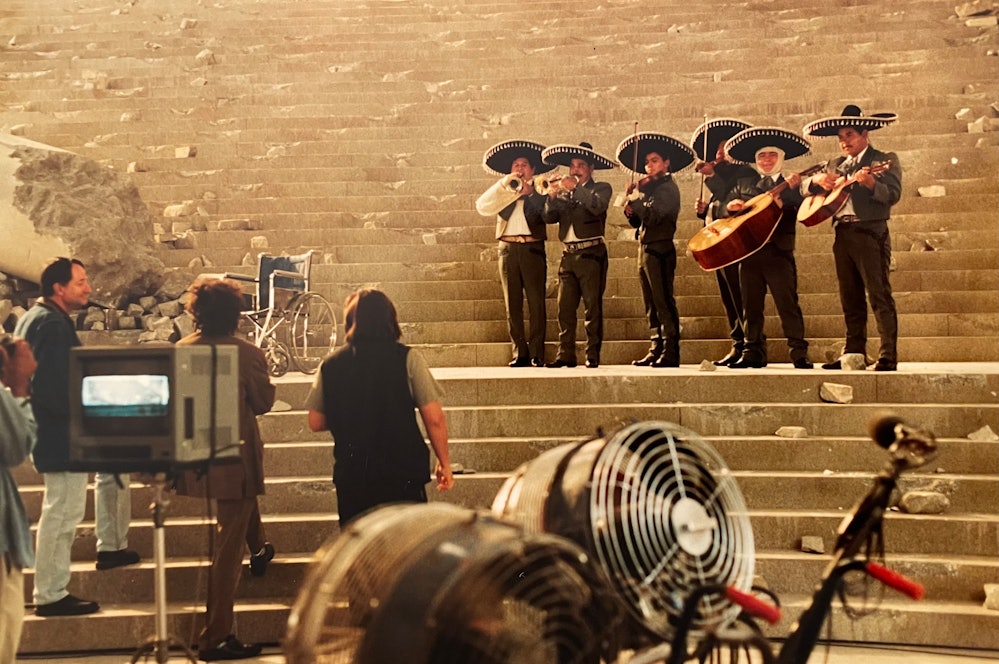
[475,105,902,372]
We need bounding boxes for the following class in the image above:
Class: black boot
[714,341,745,367]
[633,336,664,366]
[653,340,680,368]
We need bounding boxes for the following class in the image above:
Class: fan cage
[285,502,622,664]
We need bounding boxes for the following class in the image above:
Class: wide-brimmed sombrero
[725,127,810,164]
[616,132,696,175]
[541,142,617,170]
[803,104,898,137]
[689,118,752,161]
[482,140,556,176]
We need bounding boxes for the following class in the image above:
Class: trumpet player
[617,132,696,368]
[476,140,552,367]
[540,142,615,369]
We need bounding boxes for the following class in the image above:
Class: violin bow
[630,121,639,188]
[699,113,708,202]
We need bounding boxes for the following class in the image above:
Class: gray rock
[117,315,138,330]
[801,536,825,554]
[138,296,158,312]
[156,299,183,318]
[898,491,950,515]
[698,359,716,372]
[985,584,999,611]
[968,424,999,442]
[174,312,196,339]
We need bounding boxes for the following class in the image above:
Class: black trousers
[335,476,428,526]
[715,263,745,350]
[555,243,608,364]
[832,222,898,362]
[498,240,547,361]
[638,240,680,344]
[739,244,809,362]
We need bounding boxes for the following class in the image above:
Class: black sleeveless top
[320,341,428,484]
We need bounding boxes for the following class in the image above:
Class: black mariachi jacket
[623,175,681,245]
[543,179,613,242]
[724,173,804,253]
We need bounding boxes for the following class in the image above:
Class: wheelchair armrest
[222,272,258,284]
[270,269,306,284]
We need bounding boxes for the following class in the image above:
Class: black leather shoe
[632,352,659,367]
[96,549,141,571]
[873,359,897,372]
[530,357,545,367]
[585,359,599,369]
[730,356,766,369]
[652,355,680,368]
[249,542,274,577]
[713,349,741,367]
[35,594,100,617]
[508,357,531,367]
[793,358,814,369]
[199,635,263,662]
[821,360,842,370]
[546,359,577,368]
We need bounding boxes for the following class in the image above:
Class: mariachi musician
[721,127,813,370]
[691,118,757,366]
[540,142,615,369]
[475,140,554,367]
[616,132,695,368]
[803,105,902,372]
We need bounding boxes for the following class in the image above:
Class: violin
[627,171,666,195]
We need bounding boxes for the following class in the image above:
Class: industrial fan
[284,502,622,664]
[492,420,756,643]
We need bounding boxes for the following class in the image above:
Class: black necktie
[760,176,774,190]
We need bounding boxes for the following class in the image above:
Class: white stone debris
[801,536,825,554]
[968,424,999,441]
[819,382,853,404]
[985,584,999,611]
[698,359,716,372]
[775,426,808,438]
[917,185,946,197]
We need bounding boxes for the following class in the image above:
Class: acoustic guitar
[796,161,892,227]
[688,163,826,272]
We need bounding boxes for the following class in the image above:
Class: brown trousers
[200,498,266,649]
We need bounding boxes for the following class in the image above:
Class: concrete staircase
[3,0,998,657]
[12,367,999,654]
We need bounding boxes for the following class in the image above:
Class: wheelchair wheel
[265,340,292,377]
[289,291,337,374]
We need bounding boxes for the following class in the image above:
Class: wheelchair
[204,250,337,377]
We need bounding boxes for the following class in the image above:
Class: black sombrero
[803,104,898,137]
[689,118,752,161]
[616,132,696,175]
[482,140,556,176]
[541,142,617,170]
[725,127,810,165]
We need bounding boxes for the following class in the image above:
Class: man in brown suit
[174,278,276,661]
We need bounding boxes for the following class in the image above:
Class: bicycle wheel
[289,291,337,374]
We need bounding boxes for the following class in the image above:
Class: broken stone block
[841,353,867,370]
[271,400,293,413]
[180,17,198,29]
[173,232,197,249]
[171,221,193,234]
[968,424,999,441]
[126,303,144,317]
[250,235,269,249]
[195,49,216,66]
[801,536,825,554]
[422,233,437,245]
[216,218,252,231]
[819,382,853,404]
[174,146,197,158]
[955,107,973,119]
[898,490,950,515]
[917,185,946,197]
[698,359,716,372]
[968,117,986,133]
[138,296,157,312]
[117,315,138,330]
[163,201,196,217]
[174,312,196,338]
[966,16,998,27]
[776,426,808,438]
[985,584,999,611]
[156,299,183,318]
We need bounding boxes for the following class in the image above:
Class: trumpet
[501,173,527,194]
[535,172,578,197]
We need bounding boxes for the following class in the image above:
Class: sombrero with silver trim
[541,142,617,170]
[803,104,898,137]
[482,140,556,176]
[689,118,752,161]
[725,127,810,164]
[616,132,696,175]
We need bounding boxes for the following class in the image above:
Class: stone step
[17,471,996,524]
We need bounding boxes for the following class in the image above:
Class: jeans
[33,472,131,605]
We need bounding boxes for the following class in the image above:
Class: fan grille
[285,503,621,664]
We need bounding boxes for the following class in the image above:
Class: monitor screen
[80,373,170,436]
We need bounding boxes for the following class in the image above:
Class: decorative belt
[563,237,604,252]
[834,215,861,224]
[499,235,541,244]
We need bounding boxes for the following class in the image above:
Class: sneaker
[249,542,275,577]
[96,548,141,570]
[35,594,100,617]
[199,635,263,661]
